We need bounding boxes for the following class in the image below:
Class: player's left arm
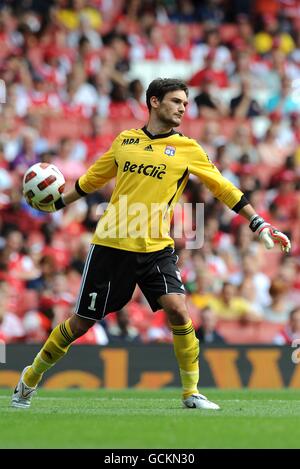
[28,136,120,212]
[188,141,291,253]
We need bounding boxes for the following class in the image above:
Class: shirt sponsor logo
[121,138,140,145]
[164,145,176,156]
[123,161,166,179]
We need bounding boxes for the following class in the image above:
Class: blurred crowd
[0,0,300,345]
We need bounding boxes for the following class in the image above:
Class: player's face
[154,90,188,127]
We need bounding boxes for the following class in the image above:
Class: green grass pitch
[0,388,300,448]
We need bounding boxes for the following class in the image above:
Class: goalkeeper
[12,78,291,410]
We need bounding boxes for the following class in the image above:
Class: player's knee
[69,315,95,337]
[166,305,189,326]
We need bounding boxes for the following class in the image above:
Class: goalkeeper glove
[249,215,291,253]
[24,194,66,212]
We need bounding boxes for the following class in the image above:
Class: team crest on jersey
[164,145,176,156]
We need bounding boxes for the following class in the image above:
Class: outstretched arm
[25,135,120,212]
[188,142,291,254]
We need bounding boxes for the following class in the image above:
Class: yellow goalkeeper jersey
[78,127,244,252]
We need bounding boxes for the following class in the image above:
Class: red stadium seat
[255,321,284,343]
[156,24,176,44]
[219,24,239,42]
[217,320,283,344]
[179,118,252,140]
[253,163,276,187]
[41,116,91,143]
[16,290,39,317]
[110,117,145,134]
[179,119,205,139]
[217,320,259,344]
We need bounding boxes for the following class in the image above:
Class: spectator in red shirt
[78,35,101,78]
[23,310,53,344]
[0,280,25,342]
[81,114,115,164]
[189,50,229,89]
[191,27,232,74]
[134,25,174,61]
[171,24,192,60]
[108,82,132,119]
[271,170,300,223]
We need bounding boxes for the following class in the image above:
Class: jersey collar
[142,126,177,140]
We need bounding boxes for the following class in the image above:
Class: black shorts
[74,244,185,320]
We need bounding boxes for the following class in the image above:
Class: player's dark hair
[146,78,188,111]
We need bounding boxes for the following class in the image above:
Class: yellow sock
[23,319,75,388]
[171,319,199,400]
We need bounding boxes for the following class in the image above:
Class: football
[23,162,65,204]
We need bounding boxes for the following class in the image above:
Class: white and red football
[23,163,65,204]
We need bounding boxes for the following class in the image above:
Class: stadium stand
[0,0,299,345]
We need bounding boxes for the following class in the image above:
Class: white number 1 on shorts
[88,292,97,311]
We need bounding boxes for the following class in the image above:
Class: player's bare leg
[158,293,220,410]
[11,315,94,408]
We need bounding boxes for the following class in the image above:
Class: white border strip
[157,265,168,294]
[74,244,95,313]
[102,281,111,318]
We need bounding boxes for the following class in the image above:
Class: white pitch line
[0,396,299,403]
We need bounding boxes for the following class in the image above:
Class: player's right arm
[28,136,120,212]
[76,135,119,194]
[188,139,291,253]
[188,139,246,211]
